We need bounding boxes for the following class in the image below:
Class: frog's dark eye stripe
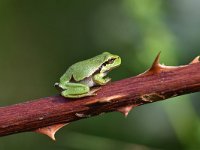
[107,58,115,64]
[100,58,116,69]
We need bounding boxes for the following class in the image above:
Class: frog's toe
[85,87,101,96]
[91,87,101,93]
[105,77,111,83]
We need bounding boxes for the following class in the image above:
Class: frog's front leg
[61,82,96,98]
[93,73,111,85]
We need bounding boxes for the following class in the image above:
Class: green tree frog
[55,52,121,98]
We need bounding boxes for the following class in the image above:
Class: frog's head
[99,52,121,73]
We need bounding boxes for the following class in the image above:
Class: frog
[54,52,121,98]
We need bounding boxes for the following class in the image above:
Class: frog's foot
[104,77,111,83]
[90,87,101,94]
[78,87,101,98]
[93,73,111,85]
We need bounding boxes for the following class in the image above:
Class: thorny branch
[0,53,200,140]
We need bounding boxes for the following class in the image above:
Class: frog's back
[60,54,106,82]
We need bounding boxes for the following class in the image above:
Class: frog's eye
[107,58,115,64]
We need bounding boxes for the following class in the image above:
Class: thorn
[117,105,134,117]
[190,56,200,64]
[147,51,164,74]
[150,51,161,71]
[139,52,180,76]
[35,123,68,141]
[138,52,162,76]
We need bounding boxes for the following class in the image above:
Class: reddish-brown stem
[0,62,200,137]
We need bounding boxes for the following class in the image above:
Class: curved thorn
[190,56,200,64]
[117,105,134,117]
[149,51,161,71]
[139,52,162,76]
[35,123,68,141]
[139,52,182,76]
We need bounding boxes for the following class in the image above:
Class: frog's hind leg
[61,83,97,98]
[62,90,97,98]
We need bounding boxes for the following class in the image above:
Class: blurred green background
[0,0,200,150]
